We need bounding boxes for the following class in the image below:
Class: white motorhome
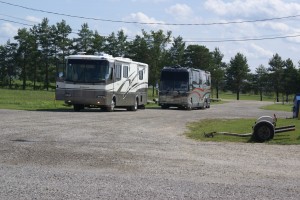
[55,53,148,111]
[158,66,211,110]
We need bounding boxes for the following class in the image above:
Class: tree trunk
[260,90,263,101]
[216,84,219,99]
[33,60,37,90]
[22,58,26,90]
[152,85,155,97]
[45,57,49,91]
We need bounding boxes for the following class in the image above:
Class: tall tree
[283,58,298,102]
[0,41,18,88]
[145,30,172,95]
[210,48,226,99]
[14,28,35,90]
[183,45,212,71]
[105,30,129,57]
[29,25,42,89]
[268,53,284,102]
[226,53,250,100]
[75,23,94,54]
[127,34,150,63]
[55,20,72,64]
[36,18,54,90]
[92,30,106,54]
[165,36,186,66]
[255,65,269,101]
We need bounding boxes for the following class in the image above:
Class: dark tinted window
[160,70,189,91]
[66,59,109,83]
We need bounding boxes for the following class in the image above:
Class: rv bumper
[158,95,190,107]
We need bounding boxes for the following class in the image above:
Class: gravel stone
[0,100,299,199]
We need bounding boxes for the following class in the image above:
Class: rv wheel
[107,99,115,112]
[74,104,84,112]
[161,105,169,109]
[202,101,207,109]
[127,98,138,111]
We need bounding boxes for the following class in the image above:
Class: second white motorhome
[56,53,148,111]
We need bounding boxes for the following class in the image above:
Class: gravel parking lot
[0,100,299,200]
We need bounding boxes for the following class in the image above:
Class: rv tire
[74,104,84,112]
[186,105,192,111]
[127,98,138,111]
[161,105,169,109]
[106,99,116,112]
[202,101,207,109]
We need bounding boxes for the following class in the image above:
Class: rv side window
[139,70,143,80]
[115,64,122,80]
[123,65,129,78]
[206,74,211,86]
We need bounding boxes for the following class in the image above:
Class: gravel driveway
[0,100,299,199]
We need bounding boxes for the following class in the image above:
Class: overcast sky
[1,0,300,72]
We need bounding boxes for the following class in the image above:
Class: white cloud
[250,43,273,58]
[166,4,193,20]
[131,0,170,3]
[204,0,300,18]
[25,16,42,24]
[0,23,19,39]
[124,12,167,29]
[259,22,290,32]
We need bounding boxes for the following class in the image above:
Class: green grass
[260,103,294,112]
[215,92,275,101]
[0,88,67,110]
[186,118,300,144]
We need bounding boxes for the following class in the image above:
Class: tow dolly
[204,115,296,142]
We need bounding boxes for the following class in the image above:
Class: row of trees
[0,18,300,101]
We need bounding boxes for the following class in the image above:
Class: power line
[1,18,300,43]
[0,0,300,26]
[0,13,35,24]
[0,18,32,26]
[184,34,300,43]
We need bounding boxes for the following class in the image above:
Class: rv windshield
[65,59,109,83]
[160,71,189,91]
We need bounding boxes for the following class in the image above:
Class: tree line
[0,18,299,101]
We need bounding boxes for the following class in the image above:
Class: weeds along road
[0,100,299,200]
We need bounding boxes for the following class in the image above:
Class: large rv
[55,53,148,111]
[158,66,211,110]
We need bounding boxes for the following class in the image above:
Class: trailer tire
[252,122,275,142]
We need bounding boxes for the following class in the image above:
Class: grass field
[260,103,294,112]
[0,89,66,110]
[186,118,300,145]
